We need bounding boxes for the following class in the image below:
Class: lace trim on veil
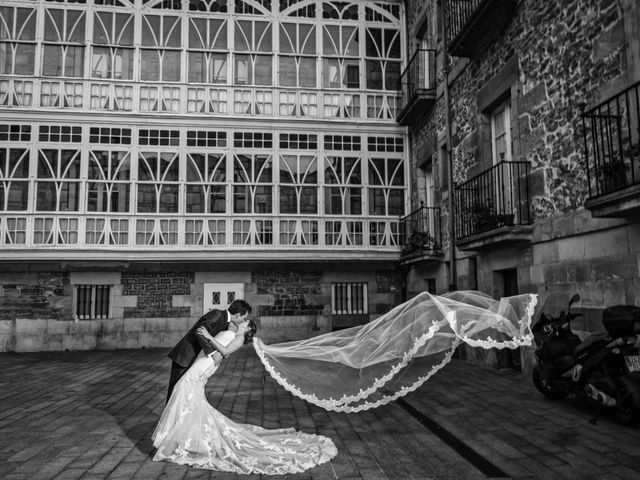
[253,293,536,413]
[454,294,538,349]
[254,326,458,413]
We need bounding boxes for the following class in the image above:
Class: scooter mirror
[569,294,580,308]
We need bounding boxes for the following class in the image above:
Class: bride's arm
[197,326,245,356]
[209,334,245,356]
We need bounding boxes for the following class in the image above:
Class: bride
[151,319,337,474]
[153,290,537,473]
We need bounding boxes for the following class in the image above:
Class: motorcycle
[531,293,640,424]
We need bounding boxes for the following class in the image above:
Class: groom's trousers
[167,361,189,403]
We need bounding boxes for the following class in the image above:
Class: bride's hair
[244,320,257,344]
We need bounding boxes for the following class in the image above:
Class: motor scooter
[532,293,640,424]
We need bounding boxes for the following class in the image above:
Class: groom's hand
[211,351,223,366]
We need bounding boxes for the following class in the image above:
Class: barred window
[332,282,368,315]
[75,284,111,320]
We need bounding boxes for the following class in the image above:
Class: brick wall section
[122,272,192,318]
[0,273,71,320]
[253,270,325,316]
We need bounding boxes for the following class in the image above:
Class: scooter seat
[574,333,609,358]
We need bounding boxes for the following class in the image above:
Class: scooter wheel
[615,377,640,425]
[532,365,568,400]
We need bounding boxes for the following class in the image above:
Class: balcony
[582,81,640,218]
[454,160,532,250]
[399,202,443,264]
[396,49,436,126]
[445,0,517,57]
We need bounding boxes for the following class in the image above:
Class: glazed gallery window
[331,282,368,315]
[75,284,111,320]
[234,19,272,86]
[0,147,29,211]
[42,8,85,77]
[185,152,227,213]
[188,17,227,83]
[91,11,134,79]
[279,154,318,214]
[324,156,362,215]
[140,14,181,81]
[233,154,273,213]
[87,151,132,212]
[278,22,316,87]
[136,151,179,213]
[365,27,401,90]
[0,6,37,75]
[368,157,404,215]
[491,100,512,163]
[35,149,81,211]
[322,25,359,89]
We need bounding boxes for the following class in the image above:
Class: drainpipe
[441,0,457,291]
[400,0,413,302]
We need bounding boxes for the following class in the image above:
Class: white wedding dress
[151,330,337,474]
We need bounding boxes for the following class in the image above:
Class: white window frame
[491,100,512,164]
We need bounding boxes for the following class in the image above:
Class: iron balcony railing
[446,0,484,45]
[582,80,640,197]
[454,160,531,239]
[399,202,442,257]
[444,0,517,57]
[398,49,436,112]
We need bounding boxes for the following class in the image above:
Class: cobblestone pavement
[1,347,639,480]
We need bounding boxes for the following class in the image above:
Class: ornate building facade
[0,0,408,351]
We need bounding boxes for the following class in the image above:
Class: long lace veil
[253,290,537,412]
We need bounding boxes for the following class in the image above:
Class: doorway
[202,283,244,315]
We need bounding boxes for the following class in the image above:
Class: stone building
[400,0,640,370]
[0,0,407,352]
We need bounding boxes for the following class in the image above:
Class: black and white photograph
[1,0,640,479]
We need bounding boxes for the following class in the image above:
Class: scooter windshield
[533,292,572,327]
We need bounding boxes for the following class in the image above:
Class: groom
[166,298,252,402]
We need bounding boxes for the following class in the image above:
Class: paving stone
[2,349,640,480]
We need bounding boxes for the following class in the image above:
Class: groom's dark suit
[166,308,230,402]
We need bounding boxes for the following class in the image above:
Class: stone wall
[253,270,325,316]
[401,0,638,371]
[122,272,193,318]
[0,266,404,352]
[406,0,627,222]
[0,273,71,321]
